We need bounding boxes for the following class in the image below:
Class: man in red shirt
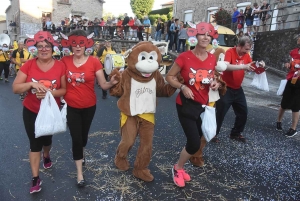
[215,36,255,143]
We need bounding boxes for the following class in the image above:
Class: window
[207,7,218,23]
[184,10,193,23]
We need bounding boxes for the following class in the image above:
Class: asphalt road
[0,71,299,201]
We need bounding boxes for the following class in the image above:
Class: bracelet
[180,84,186,90]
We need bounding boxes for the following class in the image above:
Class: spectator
[134,16,143,41]
[122,13,130,40]
[277,0,288,30]
[143,16,151,41]
[252,3,260,35]
[155,18,164,41]
[276,35,300,138]
[231,7,240,33]
[237,9,245,32]
[128,17,136,40]
[214,36,255,143]
[260,0,271,32]
[177,24,188,53]
[116,17,123,39]
[244,5,253,34]
[87,20,94,35]
[169,18,180,52]
[106,17,113,39]
[44,17,52,32]
[99,18,106,39]
[166,17,174,42]
[238,31,244,39]
[93,17,100,38]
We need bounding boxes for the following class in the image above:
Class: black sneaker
[276,122,283,131]
[285,128,298,138]
[230,134,246,143]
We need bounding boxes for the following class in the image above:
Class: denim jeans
[168,33,175,51]
[177,39,186,52]
[155,30,161,41]
[94,26,99,37]
[216,87,248,136]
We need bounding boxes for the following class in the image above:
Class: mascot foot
[189,157,205,167]
[133,169,154,182]
[114,155,130,171]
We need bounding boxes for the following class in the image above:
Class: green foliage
[167,11,173,20]
[160,14,168,22]
[148,14,161,25]
[130,0,155,19]
[148,7,172,15]
[212,8,232,29]
[102,11,114,21]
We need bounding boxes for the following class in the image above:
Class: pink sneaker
[171,165,185,187]
[181,168,191,182]
[43,154,52,169]
[29,178,42,194]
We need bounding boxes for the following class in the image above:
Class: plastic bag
[200,105,216,142]
[251,72,269,91]
[60,99,67,131]
[276,79,287,96]
[35,91,65,138]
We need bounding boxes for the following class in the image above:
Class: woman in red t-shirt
[60,29,118,187]
[166,22,221,188]
[276,36,300,137]
[12,31,66,194]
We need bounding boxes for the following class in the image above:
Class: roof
[161,1,174,6]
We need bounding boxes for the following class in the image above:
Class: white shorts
[253,18,260,26]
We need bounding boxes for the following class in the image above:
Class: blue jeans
[94,26,99,37]
[168,33,175,51]
[177,39,186,52]
[216,87,248,136]
[155,30,161,41]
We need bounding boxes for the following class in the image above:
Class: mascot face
[127,42,162,78]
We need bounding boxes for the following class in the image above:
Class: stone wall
[94,39,139,53]
[253,27,300,72]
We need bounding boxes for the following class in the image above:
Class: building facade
[173,0,299,32]
[5,0,104,40]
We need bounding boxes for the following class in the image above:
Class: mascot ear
[158,46,167,55]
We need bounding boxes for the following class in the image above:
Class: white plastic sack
[60,99,67,132]
[250,72,269,91]
[35,91,65,138]
[276,79,287,96]
[200,105,216,142]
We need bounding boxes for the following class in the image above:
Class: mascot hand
[109,68,121,83]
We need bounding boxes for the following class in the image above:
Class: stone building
[173,0,299,32]
[5,0,105,40]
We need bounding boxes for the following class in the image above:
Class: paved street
[0,71,299,201]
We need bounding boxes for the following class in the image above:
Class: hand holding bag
[60,99,67,131]
[276,79,287,96]
[200,105,217,142]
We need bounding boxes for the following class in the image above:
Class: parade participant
[12,31,66,194]
[11,40,24,73]
[215,36,255,143]
[0,43,10,82]
[276,36,300,137]
[97,39,117,99]
[109,41,181,182]
[166,22,220,187]
[60,30,118,187]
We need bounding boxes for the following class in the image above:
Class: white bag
[60,99,67,131]
[276,79,287,96]
[200,105,216,142]
[35,91,65,138]
[251,72,269,91]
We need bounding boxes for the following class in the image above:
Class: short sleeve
[246,54,252,63]
[93,57,103,72]
[20,59,33,75]
[12,50,17,58]
[224,49,233,63]
[175,53,185,68]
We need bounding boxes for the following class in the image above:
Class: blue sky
[0,0,171,16]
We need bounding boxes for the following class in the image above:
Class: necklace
[73,56,87,67]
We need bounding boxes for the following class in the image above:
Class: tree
[130,0,154,19]
[212,8,232,29]
[102,10,115,21]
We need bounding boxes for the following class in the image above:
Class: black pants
[23,107,52,152]
[0,61,9,78]
[102,70,109,97]
[109,27,115,39]
[216,87,248,136]
[176,104,203,155]
[137,30,143,41]
[67,105,96,160]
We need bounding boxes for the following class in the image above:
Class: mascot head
[124,41,166,79]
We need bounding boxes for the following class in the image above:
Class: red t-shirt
[61,56,102,108]
[175,51,216,105]
[21,58,66,114]
[222,47,252,89]
[286,48,300,80]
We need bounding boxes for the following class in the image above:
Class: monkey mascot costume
[109,41,183,182]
